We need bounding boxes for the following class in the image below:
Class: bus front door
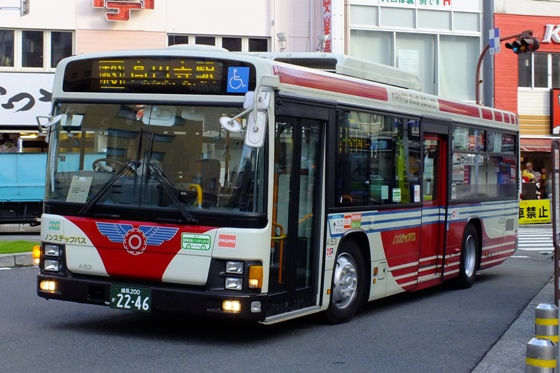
[419,131,448,289]
[267,114,324,318]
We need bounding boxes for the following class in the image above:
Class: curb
[0,253,33,267]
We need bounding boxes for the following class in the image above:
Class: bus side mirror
[37,114,63,132]
[245,111,267,148]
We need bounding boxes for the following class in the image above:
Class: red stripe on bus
[274,65,389,101]
[494,111,503,122]
[481,108,493,120]
[438,99,481,118]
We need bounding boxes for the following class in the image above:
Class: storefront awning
[520,138,552,152]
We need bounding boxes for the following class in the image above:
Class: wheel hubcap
[464,235,476,277]
[332,254,358,309]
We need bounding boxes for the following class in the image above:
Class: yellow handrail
[188,183,202,208]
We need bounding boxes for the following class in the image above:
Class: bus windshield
[46,102,264,215]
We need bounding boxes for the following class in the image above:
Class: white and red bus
[36,46,519,324]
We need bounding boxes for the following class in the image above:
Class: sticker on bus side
[329,214,362,236]
[226,67,249,93]
[217,234,237,248]
[181,233,211,251]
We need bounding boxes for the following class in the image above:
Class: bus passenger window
[334,111,420,206]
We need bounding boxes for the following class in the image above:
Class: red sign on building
[93,0,154,21]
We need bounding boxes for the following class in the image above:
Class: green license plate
[109,285,151,313]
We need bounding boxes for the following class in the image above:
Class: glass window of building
[22,30,43,68]
[518,53,560,89]
[168,35,189,46]
[248,38,268,52]
[222,37,241,51]
[51,32,72,68]
[195,36,215,46]
[0,30,14,67]
[168,34,269,52]
[0,29,73,70]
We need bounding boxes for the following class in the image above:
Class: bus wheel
[457,224,479,289]
[324,240,365,324]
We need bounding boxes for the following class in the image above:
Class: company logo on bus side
[96,223,177,256]
[389,91,438,109]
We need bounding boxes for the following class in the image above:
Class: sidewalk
[472,277,555,373]
[0,223,39,268]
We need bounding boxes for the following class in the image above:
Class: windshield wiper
[146,161,198,223]
[79,160,140,216]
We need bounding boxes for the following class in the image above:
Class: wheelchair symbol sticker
[227,67,249,93]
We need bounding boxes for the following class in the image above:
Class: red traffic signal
[521,37,540,52]
[505,30,540,54]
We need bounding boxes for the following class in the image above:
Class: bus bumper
[37,273,269,322]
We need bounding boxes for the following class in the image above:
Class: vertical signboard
[552,139,560,305]
[551,88,560,135]
[322,0,332,52]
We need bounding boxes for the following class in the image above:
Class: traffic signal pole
[475,32,522,105]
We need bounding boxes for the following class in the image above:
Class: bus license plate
[109,285,151,313]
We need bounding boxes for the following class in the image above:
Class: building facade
[494,0,560,177]
[9,0,550,154]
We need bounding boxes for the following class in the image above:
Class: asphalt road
[0,247,552,373]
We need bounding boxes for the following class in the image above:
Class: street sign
[489,28,501,55]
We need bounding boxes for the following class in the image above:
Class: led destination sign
[62,56,256,95]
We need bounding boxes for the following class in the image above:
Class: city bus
[36,46,519,324]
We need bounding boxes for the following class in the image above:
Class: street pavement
[0,222,557,372]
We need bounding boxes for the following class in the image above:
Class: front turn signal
[248,265,263,289]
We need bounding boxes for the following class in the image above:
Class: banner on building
[0,73,54,128]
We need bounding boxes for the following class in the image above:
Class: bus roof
[51,47,518,130]
[246,52,423,91]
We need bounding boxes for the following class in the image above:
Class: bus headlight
[225,277,243,290]
[44,244,61,257]
[226,261,244,274]
[44,259,60,272]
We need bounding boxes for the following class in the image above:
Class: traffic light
[20,0,29,16]
[505,30,540,54]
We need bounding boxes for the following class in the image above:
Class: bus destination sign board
[62,56,256,95]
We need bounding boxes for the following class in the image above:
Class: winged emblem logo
[96,223,178,256]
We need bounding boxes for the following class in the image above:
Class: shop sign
[376,0,480,10]
[322,0,332,52]
[543,25,560,44]
[93,0,154,21]
[0,72,53,127]
[519,200,551,224]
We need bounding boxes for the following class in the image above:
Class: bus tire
[457,224,479,289]
[324,239,365,324]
